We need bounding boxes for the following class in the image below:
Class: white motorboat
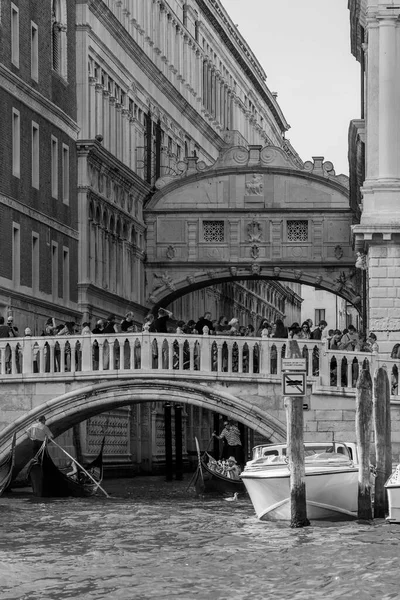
[241,442,359,521]
[385,466,400,524]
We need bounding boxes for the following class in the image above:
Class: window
[31,22,38,81]
[12,224,20,286]
[287,220,308,242]
[32,122,39,188]
[203,221,225,243]
[62,247,69,301]
[315,309,325,324]
[51,242,58,300]
[12,109,20,178]
[32,234,39,293]
[11,4,19,68]
[62,144,69,204]
[51,136,58,198]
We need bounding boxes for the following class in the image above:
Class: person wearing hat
[26,416,54,454]
[225,456,241,480]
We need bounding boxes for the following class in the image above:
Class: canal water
[1,476,400,600]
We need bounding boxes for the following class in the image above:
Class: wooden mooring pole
[373,367,392,517]
[164,403,173,482]
[356,369,373,521]
[284,340,310,528]
[175,405,183,481]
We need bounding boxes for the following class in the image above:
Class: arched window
[52,0,67,79]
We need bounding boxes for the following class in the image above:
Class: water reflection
[1,477,400,600]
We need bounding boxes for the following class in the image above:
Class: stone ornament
[273,267,281,277]
[166,245,176,260]
[245,174,263,196]
[370,318,400,332]
[250,245,260,259]
[334,245,344,259]
[153,271,175,291]
[230,266,238,276]
[247,220,262,243]
[251,263,261,275]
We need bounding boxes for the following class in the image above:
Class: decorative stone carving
[355,252,367,270]
[207,270,215,279]
[166,245,176,260]
[187,275,195,285]
[294,269,302,280]
[245,174,263,196]
[251,263,261,275]
[250,245,260,259]
[230,266,238,276]
[334,271,356,293]
[247,220,262,243]
[334,245,344,259]
[370,318,400,332]
[273,267,281,277]
[314,275,323,286]
[153,271,176,291]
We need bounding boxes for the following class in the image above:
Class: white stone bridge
[0,332,399,472]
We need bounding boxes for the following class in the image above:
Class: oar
[50,439,109,498]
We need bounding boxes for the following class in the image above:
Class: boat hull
[0,434,16,496]
[28,441,104,498]
[195,459,246,495]
[241,466,359,521]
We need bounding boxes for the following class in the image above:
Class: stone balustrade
[0,333,398,397]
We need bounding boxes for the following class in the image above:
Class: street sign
[282,371,307,396]
[282,358,307,371]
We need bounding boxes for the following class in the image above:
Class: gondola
[28,438,105,498]
[0,433,17,496]
[193,437,246,495]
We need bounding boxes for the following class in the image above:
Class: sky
[221,0,360,175]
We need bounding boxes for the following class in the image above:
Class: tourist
[153,307,173,333]
[81,322,91,335]
[215,316,229,335]
[273,319,288,338]
[195,312,215,335]
[298,321,312,339]
[225,456,241,480]
[212,420,244,465]
[311,320,328,340]
[339,325,358,351]
[330,330,343,350]
[121,311,135,332]
[26,416,54,454]
[288,322,301,339]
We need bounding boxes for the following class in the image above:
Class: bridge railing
[0,333,398,396]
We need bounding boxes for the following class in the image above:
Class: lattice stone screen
[287,220,308,242]
[203,220,225,242]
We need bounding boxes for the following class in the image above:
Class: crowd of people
[0,308,383,376]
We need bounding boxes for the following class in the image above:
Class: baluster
[179,341,184,370]
[238,343,243,374]
[249,343,254,373]
[109,341,115,370]
[227,340,233,373]
[217,343,223,373]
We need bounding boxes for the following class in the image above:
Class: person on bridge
[212,420,244,466]
[26,416,54,454]
[195,312,215,335]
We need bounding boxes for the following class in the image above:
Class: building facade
[349,0,400,354]
[0,0,80,334]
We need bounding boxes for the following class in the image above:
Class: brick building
[0,0,79,334]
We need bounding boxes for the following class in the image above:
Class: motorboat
[241,441,359,521]
[385,465,400,523]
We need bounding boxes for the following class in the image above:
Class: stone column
[88,76,97,139]
[353,3,400,354]
[95,83,104,138]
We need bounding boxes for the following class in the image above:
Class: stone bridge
[143,143,362,311]
[0,332,399,472]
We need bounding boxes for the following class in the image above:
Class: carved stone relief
[245,174,263,196]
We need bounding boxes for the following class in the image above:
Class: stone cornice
[0,193,79,239]
[76,139,151,197]
[89,0,226,152]
[0,64,80,138]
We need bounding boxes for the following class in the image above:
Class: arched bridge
[1,332,399,472]
[143,143,361,309]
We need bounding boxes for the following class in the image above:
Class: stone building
[1,0,303,473]
[349,0,400,354]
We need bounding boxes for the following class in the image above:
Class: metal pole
[175,405,183,481]
[164,403,173,481]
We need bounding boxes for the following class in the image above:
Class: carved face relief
[245,174,263,196]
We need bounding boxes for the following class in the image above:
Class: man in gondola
[26,416,54,455]
[212,420,244,467]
